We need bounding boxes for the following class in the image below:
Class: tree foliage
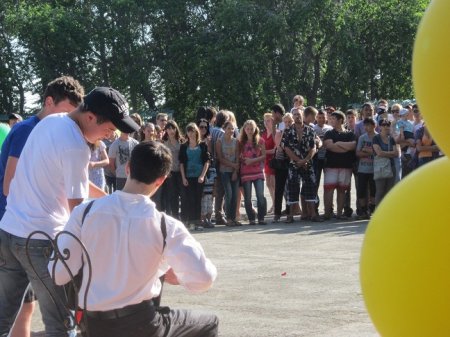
[0,0,430,123]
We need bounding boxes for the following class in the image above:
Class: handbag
[269,148,287,170]
[373,136,393,180]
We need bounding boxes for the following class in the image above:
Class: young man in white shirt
[51,141,218,337]
[0,87,140,337]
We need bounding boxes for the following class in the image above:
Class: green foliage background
[0,0,430,124]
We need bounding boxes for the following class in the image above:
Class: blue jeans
[0,229,76,337]
[221,172,239,221]
[242,179,267,222]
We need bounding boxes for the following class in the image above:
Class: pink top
[240,138,265,183]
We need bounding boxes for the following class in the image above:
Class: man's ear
[43,96,55,108]
[154,175,167,189]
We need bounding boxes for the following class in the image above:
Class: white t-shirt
[51,191,217,311]
[0,113,90,239]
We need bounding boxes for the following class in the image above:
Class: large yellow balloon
[360,157,450,337]
[413,0,450,154]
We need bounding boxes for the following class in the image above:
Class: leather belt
[85,299,155,320]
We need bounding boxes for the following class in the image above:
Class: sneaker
[195,225,204,231]
[273,215,281,223]
[258,220,267,225]
[249,221,256,225]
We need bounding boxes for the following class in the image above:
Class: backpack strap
[160,212,167,251]
[81,200,95,227]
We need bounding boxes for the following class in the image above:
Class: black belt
[85,299,155,320]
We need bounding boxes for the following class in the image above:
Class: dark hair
[79,103,110,125]
[43,76,84,107]
[331,111,346,123]
[271,103,285,116]
[197,118,210,139]
[215,110,229,128]
[129,141,172,184]
[363,117,376,126]
[345,109,357,116]
[205,107,217,122]
[162,120,182,142]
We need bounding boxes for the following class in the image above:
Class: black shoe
[258,220,267,225]
[344,207,353,218]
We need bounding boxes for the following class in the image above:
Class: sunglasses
[380,123,391,127]
[391,109,400,113]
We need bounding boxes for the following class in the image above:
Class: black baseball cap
[83,87,140,134]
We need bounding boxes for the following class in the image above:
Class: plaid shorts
[286,166,318,203]
[201,193,214,215]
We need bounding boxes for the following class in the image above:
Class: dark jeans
[182,178,204,224]
[163,171,182,219]
[357,172,376,199]
[105,175,116,194]
[213,173,225,221]
[0,230,76,337]
[274,168,289,216]
[85,305,218,337]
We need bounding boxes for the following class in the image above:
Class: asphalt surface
[29,184,379,337]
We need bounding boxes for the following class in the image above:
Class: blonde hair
[263,112,272,120]
[283,113,294,124]
[239,119,260,150]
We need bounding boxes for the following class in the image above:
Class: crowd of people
[93,95,442,229]
[0,75,443,337]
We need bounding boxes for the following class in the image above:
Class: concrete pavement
[30,216,379,336]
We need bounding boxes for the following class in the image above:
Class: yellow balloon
[413,0,450,154]
[360,157,450,337]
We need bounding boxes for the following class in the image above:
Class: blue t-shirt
[0,116,40,219]
[186,146,203,178]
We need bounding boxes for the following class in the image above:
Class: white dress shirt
[49,190,217,311]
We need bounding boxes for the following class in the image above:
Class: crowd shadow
[196,217,369,237]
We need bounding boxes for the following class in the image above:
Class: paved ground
[29,182,380,336]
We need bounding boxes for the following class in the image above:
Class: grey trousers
[84,306,219,337]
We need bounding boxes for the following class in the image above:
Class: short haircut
[205,107,217,121]
[331,111,346,123]
[129,141,172,184]
[303,106,318,119]
[215,110,229,128]
[271,103,285,116]
[130,113,143,126]
[43,76,84,107]
[363,118,376,126]
[156,113,168,121]
[345,109,357,116]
